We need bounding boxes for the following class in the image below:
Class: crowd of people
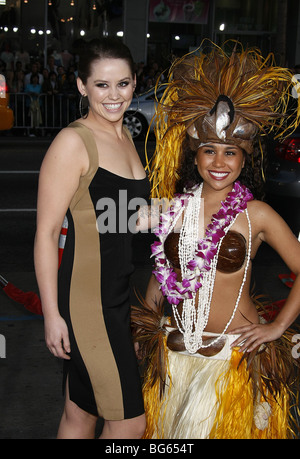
[0,44,80,132]
[0,41,164,134]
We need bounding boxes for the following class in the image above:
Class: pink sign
[149,0,210,24]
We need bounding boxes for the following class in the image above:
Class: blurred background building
[0,0,299,70]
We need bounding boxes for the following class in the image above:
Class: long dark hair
[175,136,266,200]
[77,37,135,84]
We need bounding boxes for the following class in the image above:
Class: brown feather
[131,291,169,398]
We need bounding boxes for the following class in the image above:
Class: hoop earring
[79,94,89,119]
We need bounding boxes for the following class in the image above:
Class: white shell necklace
[173,184,252,354]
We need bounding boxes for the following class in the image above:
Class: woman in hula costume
[132,41,300,439]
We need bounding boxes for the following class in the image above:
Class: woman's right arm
[34,128,87,359]
[145,273,164,311]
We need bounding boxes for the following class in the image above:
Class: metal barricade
[8,92,79,134]
[8,92,31,130]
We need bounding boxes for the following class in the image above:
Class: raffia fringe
[142,335,171,439]
[132,295,299,438]
[142,346,298,439]
[209,349,293,439]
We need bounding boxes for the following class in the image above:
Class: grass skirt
[142,342,295,439]
[131,299,300,439]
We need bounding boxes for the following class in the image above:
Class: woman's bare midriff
[169,265,259,333]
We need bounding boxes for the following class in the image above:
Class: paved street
[0,133,297,439]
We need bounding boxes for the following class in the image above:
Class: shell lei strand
[151,181,253,354]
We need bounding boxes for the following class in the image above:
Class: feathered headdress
[148,40,300,200]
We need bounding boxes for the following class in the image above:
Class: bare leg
[99,414,146,439]
[57,382,98,439]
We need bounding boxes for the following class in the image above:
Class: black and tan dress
[58,121,149,420]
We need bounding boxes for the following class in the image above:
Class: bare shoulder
[247,199,280,223]
[37,127,90,222]
[247,199,295,243]
[42,126,89,174]
[247,198,271,212]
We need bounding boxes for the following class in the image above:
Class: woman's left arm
[230,201,300,352]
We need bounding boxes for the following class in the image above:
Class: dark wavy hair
[175,136,266,200]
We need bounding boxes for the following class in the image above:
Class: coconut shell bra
[164,230,247,274]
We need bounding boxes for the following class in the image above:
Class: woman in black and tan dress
[34,38,149,439]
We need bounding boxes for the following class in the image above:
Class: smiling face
[195,143,245,193]
[77,57,136,125]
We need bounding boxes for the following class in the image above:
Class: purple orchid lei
[151,181,253,305]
